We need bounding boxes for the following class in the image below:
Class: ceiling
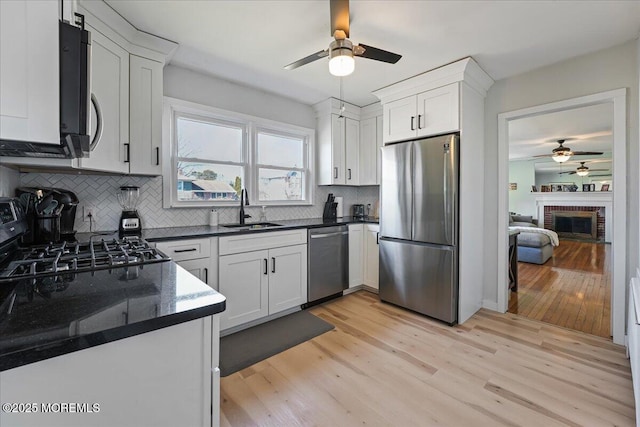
[104,0,640,107]
[509,103,614,176]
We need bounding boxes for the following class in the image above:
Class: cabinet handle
[348,168,352,180]
[156,147,160,166]
[417,114,423,129]
[174,248,197,253]
[410,116,415,131]
[124,143,130,163]
[204,267,208,284]
[377,232,379,245]
[263,258,268,275]
[334,167,338,179]
[271,257,276,273]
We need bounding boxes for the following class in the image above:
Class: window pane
[177,161,242,201]
[177,117,243,162]
[258,168,304,201]
[257,132,303,168]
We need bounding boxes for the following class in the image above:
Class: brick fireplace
[534,193,612,243]
[544,206,605,240]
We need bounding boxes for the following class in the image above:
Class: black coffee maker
[16,187,79,244]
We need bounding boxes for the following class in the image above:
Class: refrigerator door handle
[443,137,457,245]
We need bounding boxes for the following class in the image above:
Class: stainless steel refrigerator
[379,133,459,324]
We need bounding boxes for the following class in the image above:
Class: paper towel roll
[209,209,219,226]
[335,197,343,217]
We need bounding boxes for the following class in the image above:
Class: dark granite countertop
[139,216,380,242]
[0,262,226,371]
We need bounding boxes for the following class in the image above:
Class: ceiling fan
[533,139,604,163]
[558,161,609,176]
[284,0,402,76]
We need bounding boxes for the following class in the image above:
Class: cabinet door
[330,115,346,185]
[364,225,380,289]
[78,26,129,173]
[359,117,377,185]
[268,244,308,314]
[219,250,269,330]
[345,117,360,185]
[177,259,212,287]
[416,83,459,137]
[348,224,364,288]
[129,55,163,176]
[0,1,58,145]
[383,96,417,144]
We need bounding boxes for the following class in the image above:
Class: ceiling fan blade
[558,171,575,174]
[284,50,329,70]
[587,169,610,172]
[354,44,402,64]
[330,0,350,38]
[572,151,604,156]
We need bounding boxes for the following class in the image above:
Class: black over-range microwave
[0,15,91,159]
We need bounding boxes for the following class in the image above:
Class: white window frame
[163,97,314,208]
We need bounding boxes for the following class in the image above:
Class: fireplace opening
[552,211,598,240]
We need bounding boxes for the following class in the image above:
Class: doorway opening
[497,89,626,344]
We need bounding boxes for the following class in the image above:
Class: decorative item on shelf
[540,185,551,192]
[563,184,578,192]
[601,184,610,191]
[582,184,591,192]
[531,185,538,192]
[509,183,517,191]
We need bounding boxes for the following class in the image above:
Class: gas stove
[0,197,170,282]
[0,236,169,280]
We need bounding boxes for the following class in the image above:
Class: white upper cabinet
[129,55,163,175]
[314,98,381,187]
[382,83,459,144]
[78,25,129,174]
[0,1,59,145]
[344,117,360,185]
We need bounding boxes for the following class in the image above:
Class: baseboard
[220,306,301,337]
[344,284,379,295]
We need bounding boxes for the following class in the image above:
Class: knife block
[322,201,337,220]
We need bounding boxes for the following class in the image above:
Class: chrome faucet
[239,188,251,224]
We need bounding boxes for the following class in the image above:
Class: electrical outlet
[83,205,96,223]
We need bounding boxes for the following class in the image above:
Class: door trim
[496,88,626,345]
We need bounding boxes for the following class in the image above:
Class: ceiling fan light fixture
[328,39,355,76]
[576,169,589,176]
[552,152,572,163]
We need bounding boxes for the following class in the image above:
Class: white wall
[508,160,536,217]
[483,40,639,306]
[163,65,316,129]
[0,166,19,197]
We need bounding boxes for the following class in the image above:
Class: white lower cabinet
[349,223,379,291]
[363,224,380,290]
[218,230,307,331]
[0,316,218,427]
[219,249,270,329]
[348,224,364,288]
[155,237,218,289]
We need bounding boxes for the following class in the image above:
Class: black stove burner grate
[0,236,170,280]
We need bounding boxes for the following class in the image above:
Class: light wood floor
[220,291,632,426]
[509,240,611,338]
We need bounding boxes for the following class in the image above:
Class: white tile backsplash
[19,173,379,232]
[0,166,19,197]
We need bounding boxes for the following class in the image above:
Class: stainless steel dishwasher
[307,225,349,305]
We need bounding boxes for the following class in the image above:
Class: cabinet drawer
[156,238,211,261]
[219,229,307,255]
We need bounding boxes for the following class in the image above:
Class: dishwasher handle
[309,231,349,239]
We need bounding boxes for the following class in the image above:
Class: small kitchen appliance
[352,204,365,219]
[15,187,79,244]
[117,186,142,237]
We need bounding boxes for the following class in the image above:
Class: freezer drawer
[379,238,457,324]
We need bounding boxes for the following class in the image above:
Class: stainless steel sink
[222,222,282,230]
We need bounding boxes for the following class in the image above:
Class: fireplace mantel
[533,192,612,242]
